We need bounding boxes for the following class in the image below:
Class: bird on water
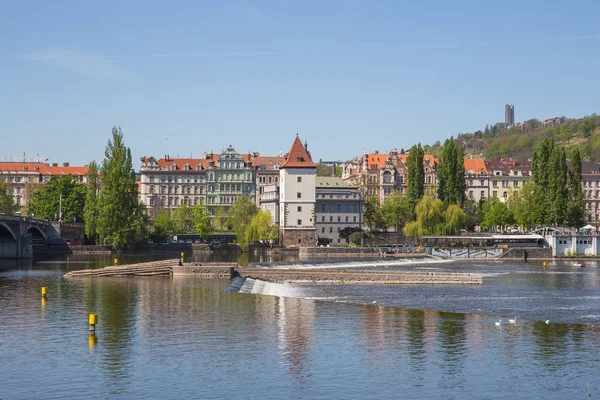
[508,317,517,324]
[495,319,501,327]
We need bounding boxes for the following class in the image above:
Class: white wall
[279,168,315,228]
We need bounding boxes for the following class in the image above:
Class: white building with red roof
[278,135,317,247]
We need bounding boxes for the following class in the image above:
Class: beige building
[485,159,531,202]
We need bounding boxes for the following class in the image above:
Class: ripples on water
[1,255,600,399]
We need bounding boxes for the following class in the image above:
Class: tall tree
[362,195,382,231]
[245,210,278,245]
[152,209,174,243]
[192,200,211,238]
[228,196,258,250]
[212,207,230,232]
[84,160,99,240]
[548,146,568,225]
[567,147,585,227]
[480,197,514,231]
[96,127,141,248]
[404,196,465,237]
[28,175,86,222]
[172,203,194,233]
[511,183,545,229]
[437,138,466,206]
[0,180,16,214]
[380,190,412,232]
[406,144,425,210]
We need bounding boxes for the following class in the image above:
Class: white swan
[508,317,517,324]
[495,319,501,326]
[545,320,550,324]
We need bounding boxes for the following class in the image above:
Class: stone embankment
[64,260,481,285]
[64,260,178,277]
[237,269,481,285]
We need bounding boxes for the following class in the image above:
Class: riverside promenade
[63,258,481,285]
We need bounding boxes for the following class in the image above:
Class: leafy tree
[404,196,465,237]
[437,137,466,206]
[548,146,568,225]
[406,144,425,210]
[480,197,514,231]
[348,231,362,246]
[462,199,481,231]
[511,183,545,229]
[0,180,16,214]
[228,196,259,250]
[245,210,278,245]
[84,160,99,240]
[212,207,230,232]
[380,190,412,231]
[151,209,174,243]
[96,127,142,248]
[339,226,362,240]
[567,147,585,228]
[363,195,382,231]
[172,203,194,233]
[28,175,86,222]
[192,200,211,238]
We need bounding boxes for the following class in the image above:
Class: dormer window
[171,163,177,171]
[23,166,28,171]
[196,164,202,171]
[184,163,190,171]
[296,157,304,163]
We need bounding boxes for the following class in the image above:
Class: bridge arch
[0,222,18,242]
[27,226,47,243]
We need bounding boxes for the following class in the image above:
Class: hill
[423,114,600,161]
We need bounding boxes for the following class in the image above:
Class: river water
[1,253,600,399]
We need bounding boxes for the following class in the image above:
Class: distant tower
[279,136,317,247]
[505,104,515,126]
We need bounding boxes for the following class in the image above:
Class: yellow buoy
[114,258,118,265]
[89,313,98,333]
[543,261,547,268]
[180,252,184,264]
[41,287,47,298]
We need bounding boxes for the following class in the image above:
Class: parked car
[147,239,154,244]
[66,239,81,246]
[185,239,193,244]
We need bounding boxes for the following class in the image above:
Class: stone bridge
[0,215,63,259]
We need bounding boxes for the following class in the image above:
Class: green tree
[172,203,194,233]
[480,198,514,231]
[404,196,465,237]
[228,196,259,250]
[511,183,545,229]
[96,127,142,248]
[437,138,466,206]
[152,209,174,243]
[406,144,425,210]
[246,210,278,245]
[380,190,412,231]
[192,200,211,238]
[0,180,16,214]
[548,146,568,225]
[348,231,362,246]
[316,162,342,177]
[567,147,585,228]
[84,160,99,240]
[212,207,230,232]
[363,195,382,231]
[28,175,86,222]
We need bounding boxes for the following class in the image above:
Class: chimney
[52,163,58,167]
[63,162,69,167]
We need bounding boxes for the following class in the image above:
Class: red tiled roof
[253,156,284,169]
[42,166,89,176]
[0,162,47,173]
[464,158,488,174]
[280,136,316,168]
[0,162,88,176]
[155,158,206,170]
[365,154,388,170]
[400,153,438,165]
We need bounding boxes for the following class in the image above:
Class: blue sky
[1,0,599,167]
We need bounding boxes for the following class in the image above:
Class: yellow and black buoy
[180,252,184,265]
[543,261,547,269]
[41,286,47,299]
[89,313,98,334]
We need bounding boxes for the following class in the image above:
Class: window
[330,216,333,222]
[493,191,497,197]
[481,191,485,198]
[353,216,357,222]
[297,192,301,199]
[337,216,341,222]
[321,205,325,212]
[345,216,349,222]
[322,227,325,233]
[297,206,302,212]
[149,198,154,206]
[330,227,333,233]
[322,216,325,222]
[297,177,302,183]
[469,190,473,198]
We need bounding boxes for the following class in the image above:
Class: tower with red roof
[278,135,317,247]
